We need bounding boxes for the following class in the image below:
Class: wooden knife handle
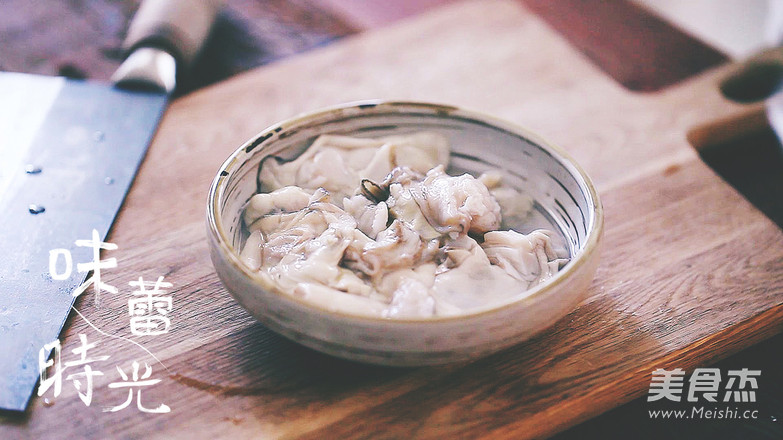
[122,0,224,70]
[688,47,783,150]
[720,46,783,103]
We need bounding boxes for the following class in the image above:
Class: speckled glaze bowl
[207,101,603,366]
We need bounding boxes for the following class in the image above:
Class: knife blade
[766,80,783,146]
[0,0,223,412]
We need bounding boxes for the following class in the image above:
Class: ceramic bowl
[207,101,603,366]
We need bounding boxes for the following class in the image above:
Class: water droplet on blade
[43,398,55,407]
[28,204,45,214]
[104,177,114,185]
[93,131,105,142]
[24,165,42,174]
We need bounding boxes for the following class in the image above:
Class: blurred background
[0,0,773,89]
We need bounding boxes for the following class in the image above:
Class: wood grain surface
[2,0,783,439]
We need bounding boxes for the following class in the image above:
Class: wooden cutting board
[4,0,782,438]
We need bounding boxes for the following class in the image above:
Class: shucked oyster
[240,133,567,318]
[258,132,450,202]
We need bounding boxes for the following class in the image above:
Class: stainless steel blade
[0,72,167,411]
[767,89,783,145]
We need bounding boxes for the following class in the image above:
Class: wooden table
[1,1,782,438]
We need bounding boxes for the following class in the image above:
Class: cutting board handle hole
[688,121,783,230]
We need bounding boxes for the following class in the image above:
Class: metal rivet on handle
[28,204,45,214]
[24,165,42,174]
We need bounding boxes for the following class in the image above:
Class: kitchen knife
[687,46,783,149]
[684,45,783,232]
[0,0,223,412]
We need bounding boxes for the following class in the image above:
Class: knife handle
[122,0,224,71]
[720,46,783,104]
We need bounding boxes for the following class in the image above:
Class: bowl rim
[207,100,604,323]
